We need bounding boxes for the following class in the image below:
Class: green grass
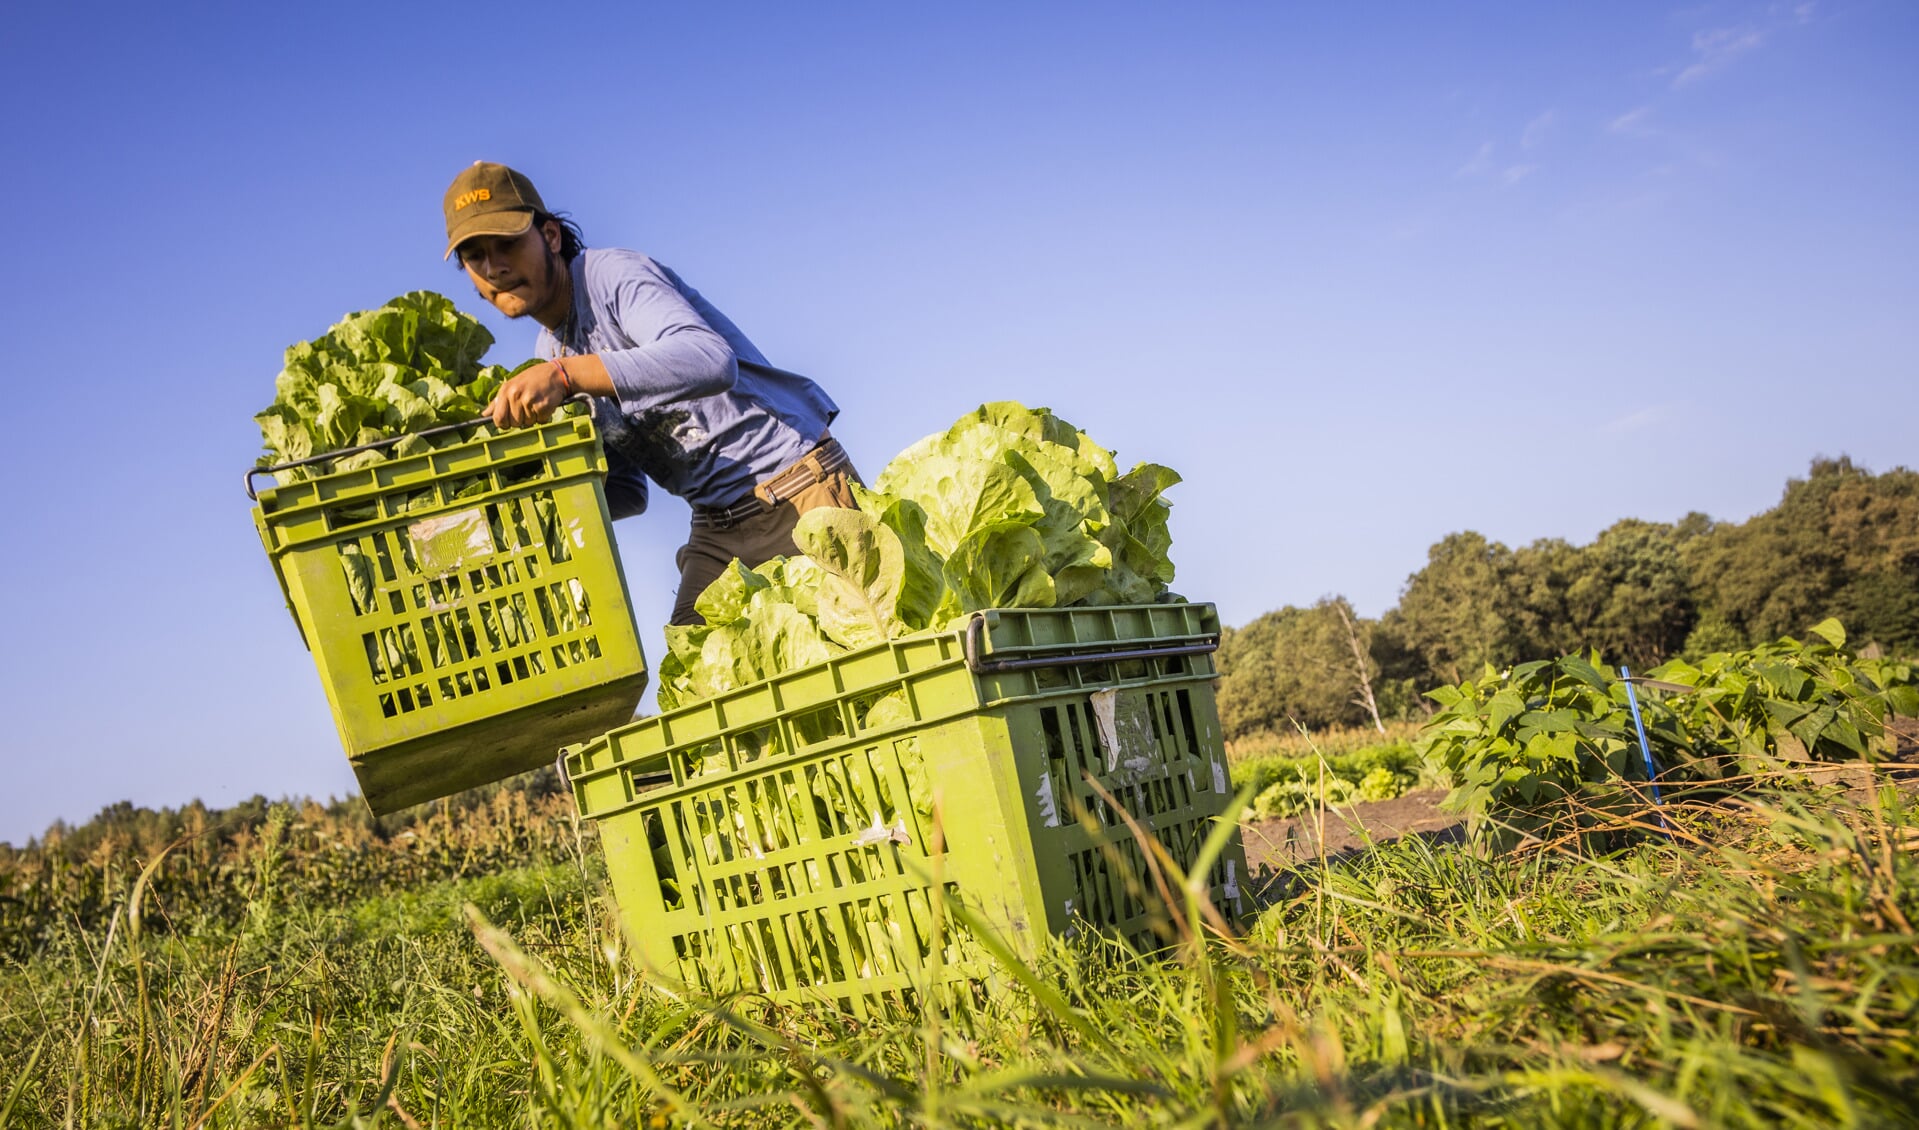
[1225,721,1427,765]
[4,771,1916,1126]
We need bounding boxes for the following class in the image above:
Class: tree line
[1217,456,1919,740]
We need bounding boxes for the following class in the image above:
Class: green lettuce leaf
[254,291,533,482]
[661,401,1179,709]
[877,452,1042,558]
[794,508,917,650]
[942,520,1056,613]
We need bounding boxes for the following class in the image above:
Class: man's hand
[485,355,615,428]
[486,362,571,428]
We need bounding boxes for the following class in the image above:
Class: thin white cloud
[1607,105,1655,136]
[1601,405,1675,434]
[1457,117,1549,186]
[1521,110,1557,150]
[1673,24,1766,87]
[1455,141,1495,178]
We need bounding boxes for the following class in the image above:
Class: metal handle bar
[1621,676,1698,695]
[961,612,1219,675]
[245,366,802,499]
[243,394,594,500]
[586,618,1219,796]
[563,744,674,800]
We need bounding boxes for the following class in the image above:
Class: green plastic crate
[565,604,1246,1009]
[253,415,648,815]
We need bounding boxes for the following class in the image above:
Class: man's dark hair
[536,211,586,261]
[451,210,586,266]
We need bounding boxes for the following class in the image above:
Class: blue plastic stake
[1620,666,1675,842]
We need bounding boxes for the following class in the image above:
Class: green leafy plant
[1417,619,1919,848]
[1418,653,1644,848]
[1233,740,1429,819]
[254,291,532,483]
[1648,619,1919,766]
[655,402,1184,710]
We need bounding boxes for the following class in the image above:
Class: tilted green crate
[565,604,1247,1010]
[253,415,648,814]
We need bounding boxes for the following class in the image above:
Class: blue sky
[1,2,1912,844]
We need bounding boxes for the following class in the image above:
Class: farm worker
[440,161,859,626]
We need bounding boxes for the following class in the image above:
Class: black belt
[689,437,854,530]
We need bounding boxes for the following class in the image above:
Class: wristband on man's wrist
[552,358,575,395]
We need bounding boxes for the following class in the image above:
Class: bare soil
[1239,788,1463,871]
[1239,718,1919,880]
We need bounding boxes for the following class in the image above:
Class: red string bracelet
[552,358,575,395]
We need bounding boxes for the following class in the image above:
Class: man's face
[456,221,562,319]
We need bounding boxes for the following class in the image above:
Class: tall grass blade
[1,1036,45,1124]
[465,904,718,1129]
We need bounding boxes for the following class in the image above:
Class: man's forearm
[488,341,736,427]
[552,354,614,398]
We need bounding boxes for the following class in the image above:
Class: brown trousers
[670,471,860,625]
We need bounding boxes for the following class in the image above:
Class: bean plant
[1418,618,1919,848]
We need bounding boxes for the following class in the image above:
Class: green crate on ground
[254,415,648,815]
[565,604,1247,1010]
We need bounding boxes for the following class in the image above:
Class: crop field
[140,274,1919,1126]
[4,737,1917,1127]
[13,3,1916,1124]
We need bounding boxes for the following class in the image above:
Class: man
[440,161,858,625]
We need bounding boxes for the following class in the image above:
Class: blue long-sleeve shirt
[535,249,839,515]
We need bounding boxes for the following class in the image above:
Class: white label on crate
[1035,772,1060,827]
[569,516,587,549]
[1224,859,1239,902]
[1090,689,1121,770]
[408,508,494,577]
[851,812,912,848]
[1212,760,1227,795]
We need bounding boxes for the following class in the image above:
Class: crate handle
[600,763,675,800]
[243,394,594,500]
[961,612,1220,674]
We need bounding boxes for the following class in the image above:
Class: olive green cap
[442,161,547,259]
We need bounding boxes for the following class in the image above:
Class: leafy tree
[1564,518,1700,668]
[1682,611,1747,658]
[1370,609,1438,719]
[1684,457,1919,652]
[1399,520,1705,679]
[1393,532,1528,683]
[1221,458,1917,718]
[1217,597,1383,738]
[1506,536,1584,657]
